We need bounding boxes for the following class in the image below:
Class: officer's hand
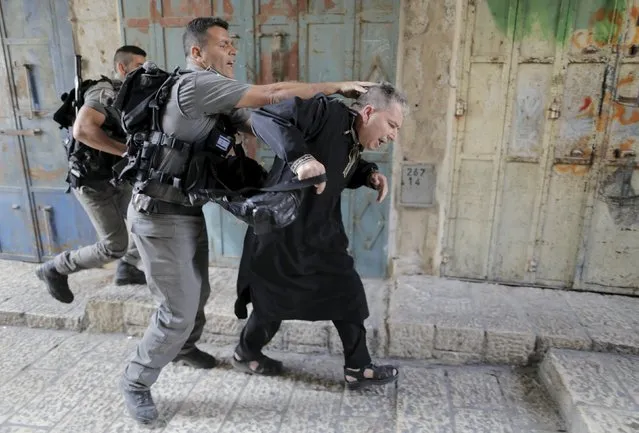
[297,160,327,194]
[336,81,376,98]
[369,172,388,202]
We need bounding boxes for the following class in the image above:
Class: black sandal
[232,352,284,376]
[344,364,399,390]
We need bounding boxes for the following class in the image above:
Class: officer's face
[356,102,403,151]
[199,25,237,78]
[116,55,146,80]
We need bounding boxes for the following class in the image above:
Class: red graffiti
[579,97,592,112]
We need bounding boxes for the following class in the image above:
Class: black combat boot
[35,261,73,304]
[120,380,158,425]
[114,260,146,286]
[172,347,218,369]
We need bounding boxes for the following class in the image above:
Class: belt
[151,201,203,216]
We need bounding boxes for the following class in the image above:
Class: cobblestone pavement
[0,326,565,433]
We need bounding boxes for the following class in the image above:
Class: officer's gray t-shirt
[84,79,121,115]
[161,70,251,143]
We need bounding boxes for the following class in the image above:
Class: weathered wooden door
[0,0,96,262]
[118,0,400,277]
[444,0,639,294]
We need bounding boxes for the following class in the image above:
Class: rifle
[74,54,83,115]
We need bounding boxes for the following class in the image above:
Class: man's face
[356,102,403,151]
[199,25,237,78]
[116,54,146,79]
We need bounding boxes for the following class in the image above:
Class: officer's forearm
[74,123,127,156]
[269,81,339,103]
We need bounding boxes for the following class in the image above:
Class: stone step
[2,260,639,366]
[539,348,639,433]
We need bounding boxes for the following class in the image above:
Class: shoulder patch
[99,88,116,107]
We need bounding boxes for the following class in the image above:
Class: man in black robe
[232,82,407,389]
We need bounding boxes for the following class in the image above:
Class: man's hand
[296,159,327,194]
[335,81,376,99]
[369,172,388,202]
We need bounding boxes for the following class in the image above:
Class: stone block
[281,321,329,347]
[432,350,483,365]
[485,330,535,365]
[85,299,124,333]
[388,322,434,359]
[434,323,484,353]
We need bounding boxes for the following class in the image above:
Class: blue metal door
[0,0,97,262]
[119,0,400,277]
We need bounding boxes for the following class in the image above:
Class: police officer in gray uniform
[120,17,375,424]
[36,46,147,303]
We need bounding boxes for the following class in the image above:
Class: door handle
[23,64,37,119]
[41,205,55,256]
[0,128,42,136]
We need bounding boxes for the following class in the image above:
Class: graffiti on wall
[485,0,635,49]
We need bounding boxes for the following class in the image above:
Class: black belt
[150,200,203,216]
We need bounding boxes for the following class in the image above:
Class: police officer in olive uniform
[119,17,375,425]
[36,45,148,303]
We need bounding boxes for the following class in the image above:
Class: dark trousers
[236,311,372,368]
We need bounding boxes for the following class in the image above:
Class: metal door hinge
[548,100,561,119]
[455,100,466,117]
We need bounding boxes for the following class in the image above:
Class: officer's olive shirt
[161,62,251,143]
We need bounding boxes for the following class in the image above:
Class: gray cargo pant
[122,202,210,390]
[53,180,140,274]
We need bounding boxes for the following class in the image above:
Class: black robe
[234,94,378,323]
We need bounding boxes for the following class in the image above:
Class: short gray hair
[351,81,409,115]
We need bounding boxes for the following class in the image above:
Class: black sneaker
[120,382,158,425]
[35,261,73,304]
[172,347,217,369]
[114,260,146,286]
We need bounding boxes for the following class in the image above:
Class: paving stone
[0,427,50,433]
[448,369,506,409]
[335,417,397,433]
[571,406,639,433]
[234,374,295,412]
[454,409,515,433]
[168,367,250,433]
[218,407,282,433]
[30,331,103,370]
[0,368,59,424]
[279,388,341,433]
[0,327,73,385]
[497,368,565,431]
[341,384,397,418]
[396,408,454,433]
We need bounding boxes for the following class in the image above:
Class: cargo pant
[53,180,141,274]
[122,201,210,390]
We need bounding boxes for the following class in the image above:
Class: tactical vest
[53,77,126,189]
[112,64,242,208]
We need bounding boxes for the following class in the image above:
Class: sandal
[344,363,399,390]
[232,352,284,376]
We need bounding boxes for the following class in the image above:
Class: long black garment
[234,94,378,323]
